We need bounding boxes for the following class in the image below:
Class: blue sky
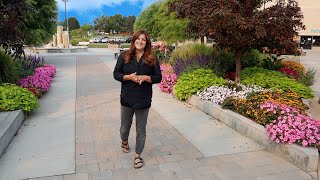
[56,0,157,26]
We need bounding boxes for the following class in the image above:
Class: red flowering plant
[279,67,299,80]
[261,101,320,147]
[27,87,42,98]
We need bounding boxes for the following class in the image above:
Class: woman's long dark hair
[124,30,156,66]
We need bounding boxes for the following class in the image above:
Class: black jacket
[113,51,162,108]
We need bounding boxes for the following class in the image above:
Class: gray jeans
[120,106,150,154]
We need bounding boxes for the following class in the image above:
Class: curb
[0,110,25,158]
[186,95,319,173]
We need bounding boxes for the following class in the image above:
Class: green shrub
[0,50,20,84]
[241,67,314,99]
[261,55,283,70]
[214,49,236,76]
[0,83,39,112]
[170,43,236,77]
[242,49,266,68]
[170,43,214,64]
[298,68,316,86]
[174,68,226,100]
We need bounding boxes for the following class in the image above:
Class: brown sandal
[121,141,130,153]
[134,157,143,169]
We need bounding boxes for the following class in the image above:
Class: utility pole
[62,0,69,47]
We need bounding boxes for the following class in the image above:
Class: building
[266,0,320,49]
[297,0,320,49]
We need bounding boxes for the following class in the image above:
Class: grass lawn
[88,43,108,48]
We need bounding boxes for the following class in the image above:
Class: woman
[113,30,162,168]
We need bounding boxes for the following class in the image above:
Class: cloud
[57,0,157,12]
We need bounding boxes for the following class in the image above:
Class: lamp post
[62,0,69,47]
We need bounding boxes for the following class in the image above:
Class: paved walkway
[0,49,317,180]
[299,48,320,120]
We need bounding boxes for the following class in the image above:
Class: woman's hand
[124,72,139,83]
[137,75,151,85]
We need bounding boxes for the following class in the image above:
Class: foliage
[0,0,57,57]
[0,50,20,84]
[61,17,80,31]
[87,44,108,48]
[134,2,162,39]
[261,55,283,70]
[16,54,45,78]
[263,101,319,147]
[94,14,135,33]
[134,0,189,43]
[20,64,56,93]
[154,0,189,44]
[242,49,266,68]
[171,43,214,63]
[168,0,305,82]
[174,68,225,100]
[158,64,177,93]
[222,90,309,126]
[241,67,313,99]
[279,67,299,80]
[152,42,174,63]
[172,54,211,77]
[0,0,31,58]
[171,44,235,77]
[22,0,58,46]
[0,83,39,112]
[297,68,316,87]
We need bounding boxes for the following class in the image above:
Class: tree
[169,0,305,82]
[155,0,189,44]
[0,0,31,56]
[123,15,136,33]
[62,17,80,31]
[22,0,58,46]
[134,2,162,39]
[134,0,189,44]
[0,0,57,57]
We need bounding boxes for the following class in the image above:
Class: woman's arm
[113,53,139,83]
[113,54,125,82]
[138,59,162,84]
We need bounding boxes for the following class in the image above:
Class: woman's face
[134,34,147,51]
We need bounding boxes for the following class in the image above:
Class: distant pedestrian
[113,29,162,168]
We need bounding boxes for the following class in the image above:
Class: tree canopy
[134,0,189,44]
[0,0,57,56]
[94,14,136,33]
[61,17,80,31]
[168,0,305,82]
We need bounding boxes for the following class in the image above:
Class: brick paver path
[23,55,314,180]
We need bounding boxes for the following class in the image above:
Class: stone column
[52,34,57,47]
[57,26,63,47]
[62,32,69,48]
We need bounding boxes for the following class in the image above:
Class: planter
[186,95,319,173]
[0,110,25,158]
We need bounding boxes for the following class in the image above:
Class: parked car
[91,38,102,43]
[101,37,108,43]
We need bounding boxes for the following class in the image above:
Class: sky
[56,0,157,26]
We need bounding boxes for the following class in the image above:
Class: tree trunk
[235,50,243,83]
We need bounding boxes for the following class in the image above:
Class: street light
[62,0,69,47]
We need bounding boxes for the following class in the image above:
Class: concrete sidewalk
[0,49,316,180]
